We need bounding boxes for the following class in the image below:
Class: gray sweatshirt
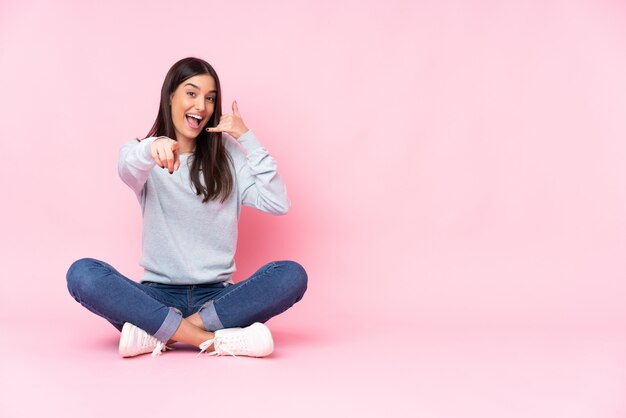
[117,130,290,285]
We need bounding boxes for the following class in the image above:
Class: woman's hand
[206,101,249,140]
[150,136,180,174]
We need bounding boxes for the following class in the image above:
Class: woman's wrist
[233,128,250,140]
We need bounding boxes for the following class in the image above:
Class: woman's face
[169,74,217,143]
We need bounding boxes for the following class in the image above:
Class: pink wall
[1,0,626,334]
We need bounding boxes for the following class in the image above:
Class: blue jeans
[66,258,307,343]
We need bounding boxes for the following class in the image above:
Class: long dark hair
[145,57,234,204]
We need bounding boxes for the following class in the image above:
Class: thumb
[232,100,240,116]
[171,140,179,152]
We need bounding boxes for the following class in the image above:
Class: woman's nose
[195,98,205,111]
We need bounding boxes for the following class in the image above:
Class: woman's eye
[187,92,196,97]
[206,96,215,103]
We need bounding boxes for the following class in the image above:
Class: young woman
[66,57,307,358]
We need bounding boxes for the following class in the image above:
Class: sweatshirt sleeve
[118,137,159,195]
[235,130,291,215]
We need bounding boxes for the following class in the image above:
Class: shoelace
[151,342,174,358]
[196,337,238,358]
[197,338,217,357]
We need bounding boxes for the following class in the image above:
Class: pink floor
[2,315,625,417]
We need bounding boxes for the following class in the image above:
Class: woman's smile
[185,113,204,130]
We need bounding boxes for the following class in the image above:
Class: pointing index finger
[171,141,180,171]
[232,100,240,116]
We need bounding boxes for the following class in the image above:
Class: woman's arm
[236,130,291,215]
[118,136,180,194]
[207,101,290,215]
[117,137,159,195]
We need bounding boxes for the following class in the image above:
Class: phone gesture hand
[205,101,249,140]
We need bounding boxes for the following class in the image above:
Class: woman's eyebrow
[184,83,216,94]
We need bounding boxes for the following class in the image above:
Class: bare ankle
[186,313,206,330]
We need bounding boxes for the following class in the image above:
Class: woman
[66,57,307,358]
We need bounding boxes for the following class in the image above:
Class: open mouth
[185,113,203,129]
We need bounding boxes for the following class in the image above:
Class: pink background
[2,0,626,416]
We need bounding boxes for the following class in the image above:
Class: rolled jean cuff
[198,301,224,332]
[153,307,183,342]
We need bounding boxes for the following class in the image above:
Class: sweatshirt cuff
[237,130,263,154]
[136,136,159,168]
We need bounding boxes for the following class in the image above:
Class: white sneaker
[197,322,274,358]
[119,322,170,358]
